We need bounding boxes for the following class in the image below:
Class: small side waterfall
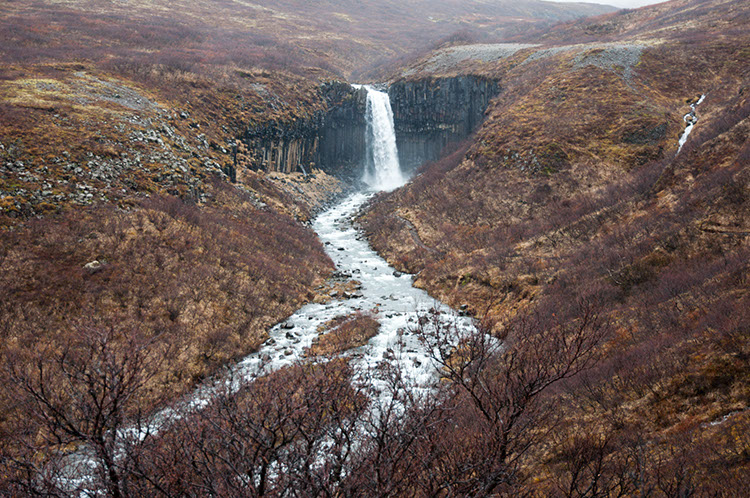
[361,86,406,191]
[677,94,705,154]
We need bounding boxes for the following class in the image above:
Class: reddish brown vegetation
[360,0,750,491]
[0,184,332,472]
[0,0,747,493]
[308,312,381,356]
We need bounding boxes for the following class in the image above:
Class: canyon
[1,0,748,495]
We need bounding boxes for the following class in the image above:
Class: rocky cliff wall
[236,76,499,181]
[389,76,500,172]
[237,82,367,178]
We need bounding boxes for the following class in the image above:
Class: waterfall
[677,94,705,154]
[361,86,406,191]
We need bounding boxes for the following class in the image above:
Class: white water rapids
[58,85,474,492]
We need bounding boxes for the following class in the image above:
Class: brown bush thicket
[307,312,380,356]
[0,188,333,486]
[122,360,369,496]
[2,325,171,497]
[404,299,610,494]
[2,288,746,496]
[0,295,609,496]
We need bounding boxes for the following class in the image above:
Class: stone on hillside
[83,260,104,274]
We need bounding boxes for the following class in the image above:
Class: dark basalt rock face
[389,76,500,173]
[237,76,500,181]
[238,82,367,178]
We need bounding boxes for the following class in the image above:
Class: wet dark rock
[389,76,500,173]
[393,270,403,277]
[238,82,367,175]
[281,322,295,330]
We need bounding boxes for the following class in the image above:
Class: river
[58,86,474,492]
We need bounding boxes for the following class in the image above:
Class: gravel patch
[517,42,646,80]
[521,45,578,64]
[73,72,162,112]
[573,43,645,80]
[405,43,539,75]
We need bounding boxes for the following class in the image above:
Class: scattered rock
[281,322,295,330]
[83,260,104,274]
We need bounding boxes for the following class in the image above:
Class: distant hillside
[1,0,615,78]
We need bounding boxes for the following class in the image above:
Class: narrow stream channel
[234,189,475,397]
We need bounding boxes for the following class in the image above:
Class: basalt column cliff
[389,76,500,173]
[235,83,368,178]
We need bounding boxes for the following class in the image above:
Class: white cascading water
[677,94,705,154]
[361,86,406,191]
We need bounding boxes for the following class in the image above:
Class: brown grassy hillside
[1,0,614,78]
[361,0,749,490]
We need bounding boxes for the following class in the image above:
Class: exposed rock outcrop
[388,76,500,172]
[237,82,367,178]
[236,76,501,180]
